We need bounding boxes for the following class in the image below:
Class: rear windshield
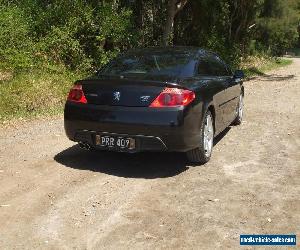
[99,52,192,77]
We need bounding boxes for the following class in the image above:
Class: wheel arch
[207,105,216,134]
[201,100,216,134]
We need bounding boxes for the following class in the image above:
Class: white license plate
[95,135,135,150]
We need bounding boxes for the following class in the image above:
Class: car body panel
[64,102,203,152]
[64,47,243,153]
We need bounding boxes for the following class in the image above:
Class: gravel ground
[0,59,299,249]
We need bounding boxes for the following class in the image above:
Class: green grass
[0,66,83,123]
[243,57,293,78]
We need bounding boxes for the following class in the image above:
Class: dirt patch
[0,70,13,81]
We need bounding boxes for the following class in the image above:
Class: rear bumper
[64,102,204,152]
[73,130,167,152]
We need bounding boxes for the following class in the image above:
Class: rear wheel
[232,93,244,126]
[186,110,214,164]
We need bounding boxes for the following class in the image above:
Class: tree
[1,0,299,71]
[162,0,188,46]
[257,0,300,55]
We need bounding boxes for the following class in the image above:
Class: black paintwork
[64,46,244,152]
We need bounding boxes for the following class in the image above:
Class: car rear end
[64,78,203,153]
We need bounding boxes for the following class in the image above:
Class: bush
[256,0,300,55]
[0,1,136,72]
[38,26,93,72]
[0,5,34,69]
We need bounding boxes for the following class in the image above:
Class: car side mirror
[234,70,245,79]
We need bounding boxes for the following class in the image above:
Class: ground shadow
[246,67,295,82]
[246,67,266,77]
[55,127,232,176]
[54,145,189,179]
[259,74,295,82]
[214,127,231,146]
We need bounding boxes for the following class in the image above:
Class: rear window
[99,52,192,77]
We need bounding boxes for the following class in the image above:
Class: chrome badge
[140,96,151,102]
[113,91,121,101]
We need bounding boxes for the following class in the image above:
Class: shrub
[0,5,34,69]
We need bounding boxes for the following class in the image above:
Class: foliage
[0,0,136,72]
[256,0,300,55]
[0,5,34,69]
[36,1,135,71]
[0,0,299,121]
[0,67,82,121]
[1,0,299,71]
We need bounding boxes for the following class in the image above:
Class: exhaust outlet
[85,143,91,151]
[79,142,91,150]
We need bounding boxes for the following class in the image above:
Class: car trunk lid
[80,78,181,107]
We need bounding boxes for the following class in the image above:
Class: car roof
[124,46,208,57]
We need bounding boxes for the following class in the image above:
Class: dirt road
[0,59,299,249]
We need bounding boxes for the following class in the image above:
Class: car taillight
[150,87,195,108]
[67,84,87,104]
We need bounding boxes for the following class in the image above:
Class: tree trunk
[298,23,300,47]
[162,0,188,46]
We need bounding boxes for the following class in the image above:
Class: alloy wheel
[203,114,214,157]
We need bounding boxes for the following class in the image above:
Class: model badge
[113,91,121,101]
[140,96,151,102]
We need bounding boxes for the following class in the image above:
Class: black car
[64,47,244,163]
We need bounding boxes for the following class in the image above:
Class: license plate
[95,135,135,150]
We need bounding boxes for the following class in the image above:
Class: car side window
[215,56,232,76]
[225,64,232,76]
[197,57,214,76]
[209,55,229,76]
[197,55,230,76]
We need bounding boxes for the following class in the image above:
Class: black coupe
[64,47,244,163]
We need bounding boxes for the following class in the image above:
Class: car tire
[232,92,244,126]
[186,110,214,164]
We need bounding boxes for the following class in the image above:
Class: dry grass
[0,70,13,81]
[0,68,82,122]
[241,56,292,78]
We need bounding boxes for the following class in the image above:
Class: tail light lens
[150,87,195,108]
[67,84,87,104]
